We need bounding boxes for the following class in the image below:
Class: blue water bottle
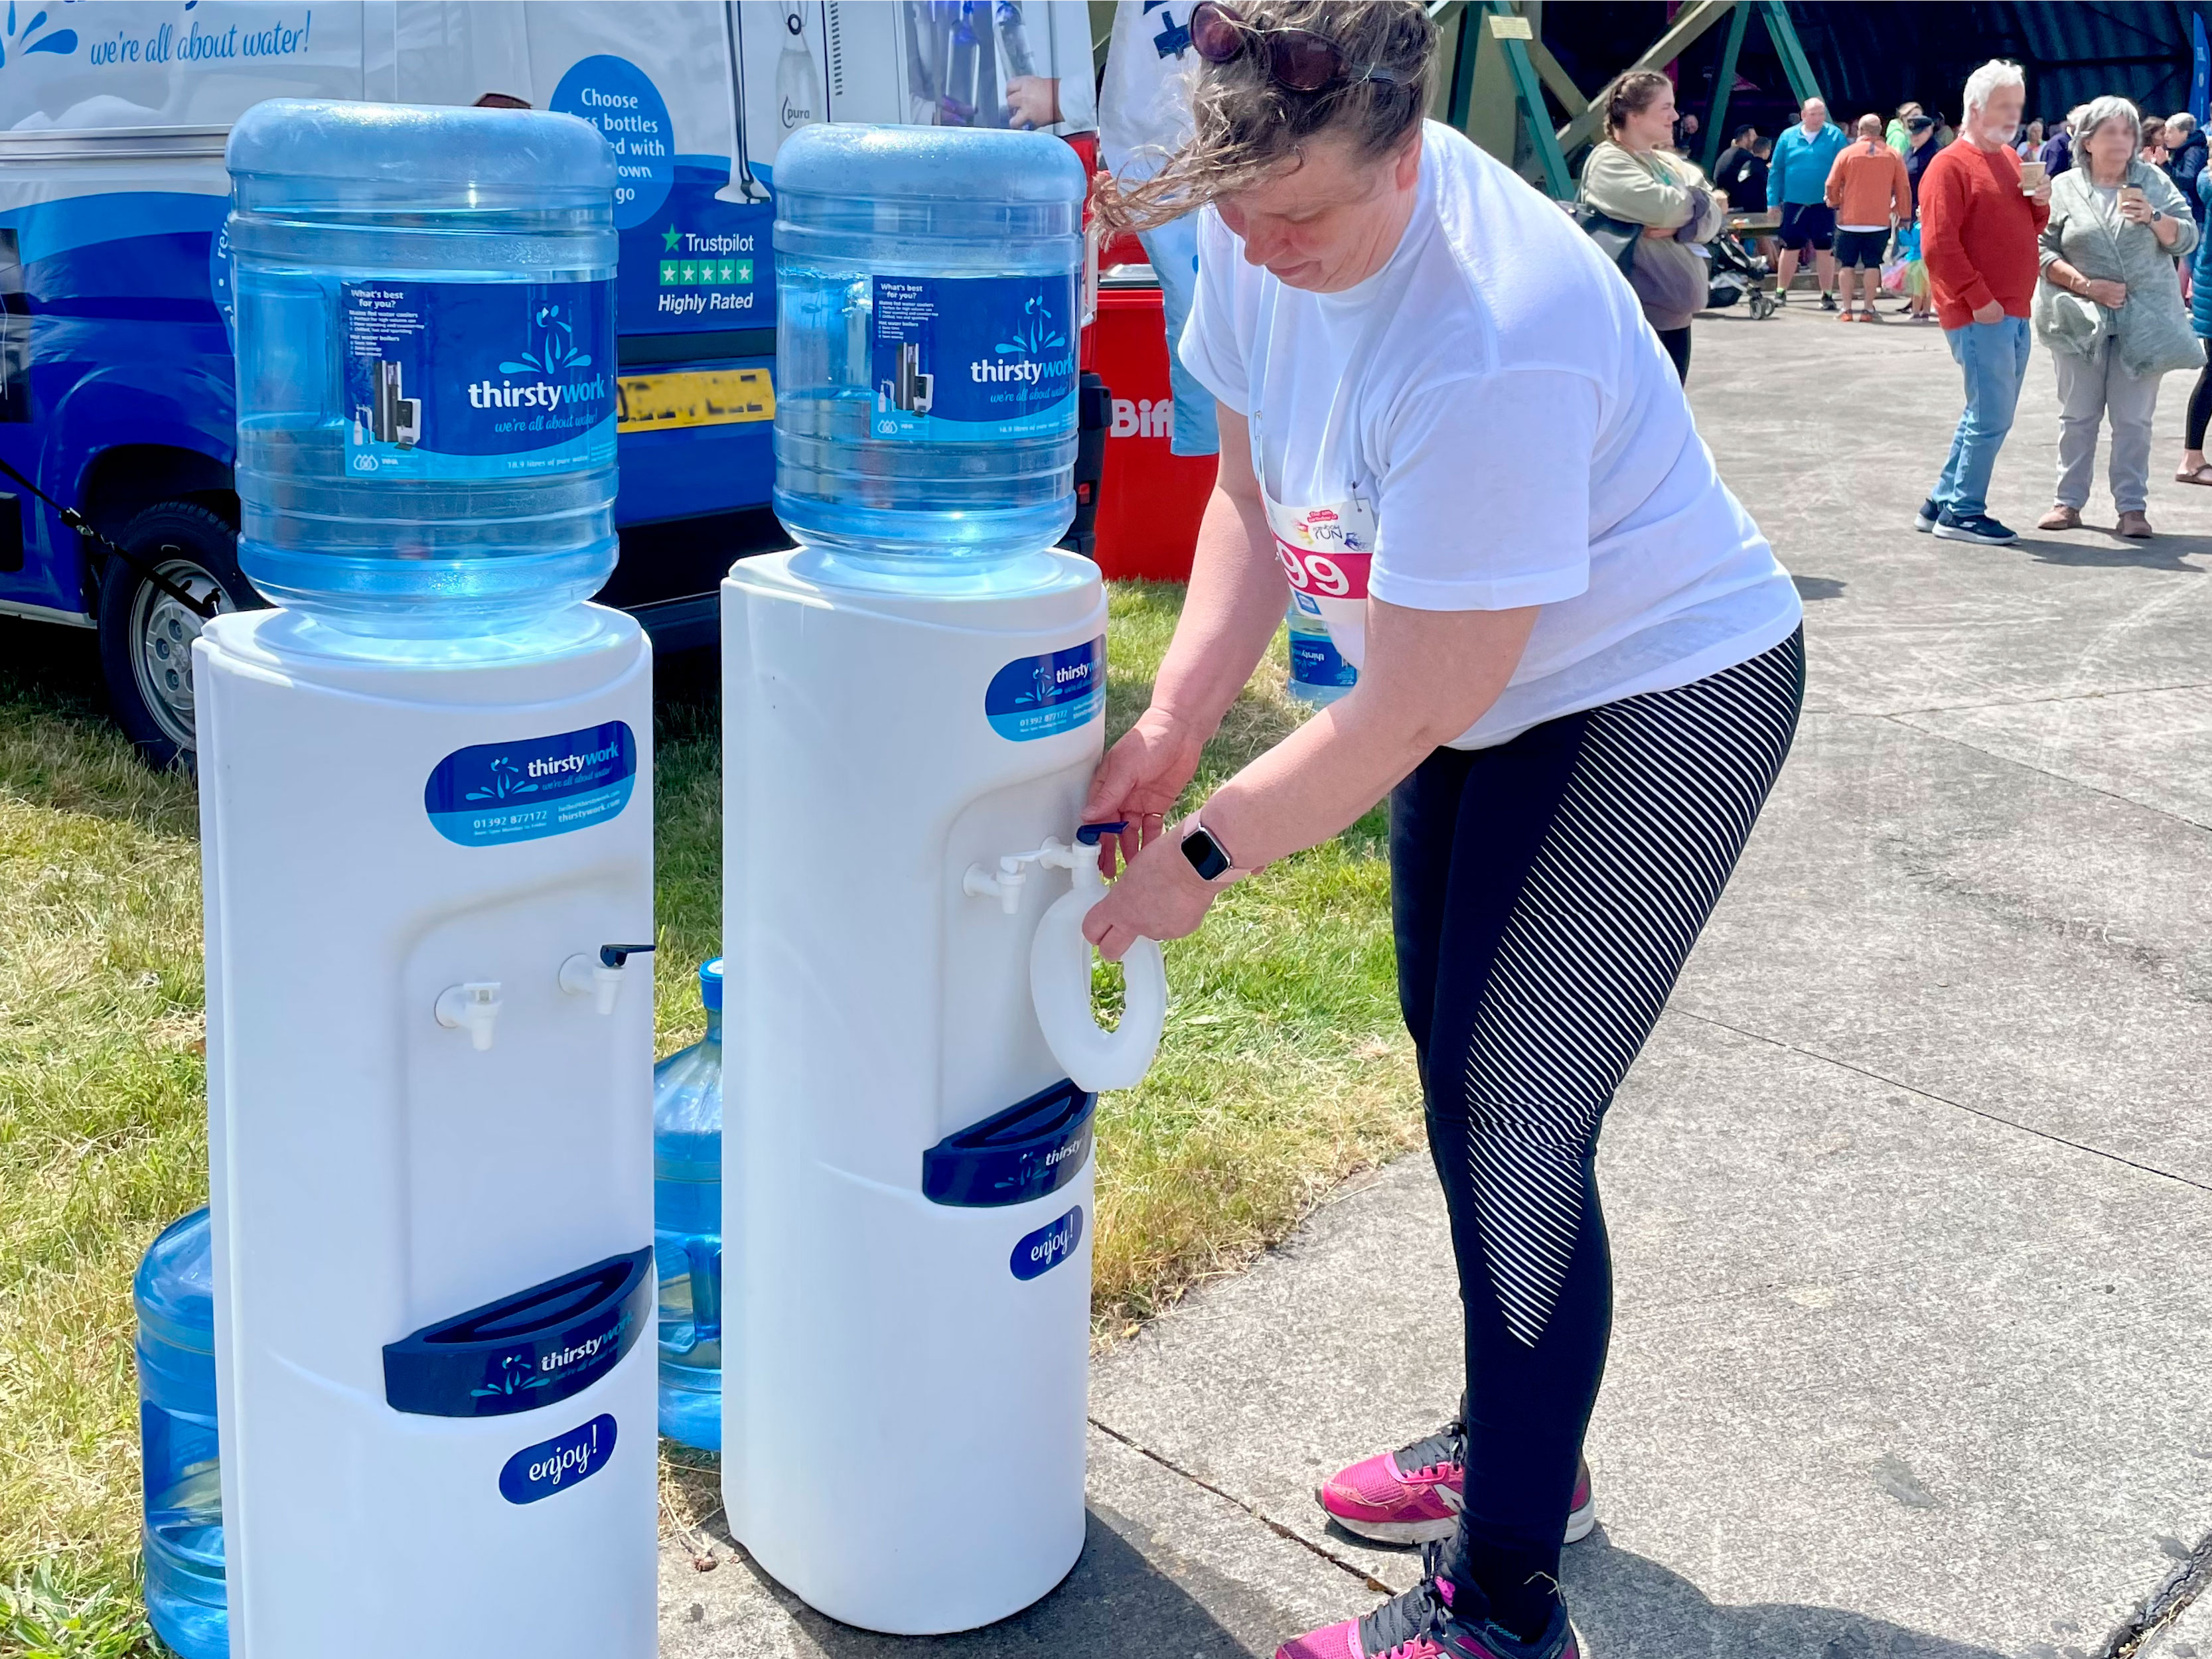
[771,123,1086,575]
[135,1209,226,1659]
[655,960,725,1450]
[1286,597,1358,706]
[224,100,619,640]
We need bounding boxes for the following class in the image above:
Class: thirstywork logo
[0,3,76,68]
[973,290,1072,388]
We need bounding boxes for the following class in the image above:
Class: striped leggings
[1389,628,1805,1632]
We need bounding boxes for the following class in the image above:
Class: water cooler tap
[561,942,656,1015]
[433,981,502,1051]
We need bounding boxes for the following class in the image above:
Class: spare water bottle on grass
[655,960,725,1451]
[136,1208,226,1659]
[226,99,618,640]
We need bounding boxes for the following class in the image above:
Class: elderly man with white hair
[1913,60,2053,545]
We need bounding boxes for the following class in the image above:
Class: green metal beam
[1702,1,1751,175]
[1486,3,1572,198]
[1761,0,1823,108]
[1525,35,1588,118]
[1448,2,1481,131]
[1553,0,1738,156]
[1426,0,1468,121]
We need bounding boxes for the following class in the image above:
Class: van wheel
[96,502,259,770]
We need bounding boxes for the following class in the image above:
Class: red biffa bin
[1090,280,1218,583]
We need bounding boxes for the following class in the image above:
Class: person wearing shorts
[1769,96,1848,306]
[1825,114,1912,319]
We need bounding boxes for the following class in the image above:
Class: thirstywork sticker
[423,722,637,847]
[984,637,1104,743]
[340,277,617,480]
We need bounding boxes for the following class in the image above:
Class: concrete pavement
[660,301,2212,1658]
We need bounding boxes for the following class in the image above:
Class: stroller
[1704,225,1778,319]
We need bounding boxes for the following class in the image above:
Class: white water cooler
[194,606,658,1657]
[721,549,1167,1632]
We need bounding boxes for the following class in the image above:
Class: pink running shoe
[1317,1414,1597,1546]
[1274,1546,1585,1659]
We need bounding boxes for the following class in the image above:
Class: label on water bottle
[340,278,616,480]
[1290,630,1359,689]
[984,636,1103,742]
[869,273,1077,443]
[423,721,636,847]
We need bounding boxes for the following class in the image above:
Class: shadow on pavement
[2010,533,2212,572]
[1792,575,1848,601]
[1562,1528,2011,1659]
[692,1505,1297,1659]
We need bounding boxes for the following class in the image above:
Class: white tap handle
[435,981,502,1051]
[1027,830,1167,1092]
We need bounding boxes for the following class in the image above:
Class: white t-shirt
[1098,1,1202,182]
[1179,122,1803,749]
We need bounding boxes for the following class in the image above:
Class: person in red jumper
[1914,60,2053,545]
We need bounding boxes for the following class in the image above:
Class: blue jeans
[1136,214,1220,458]
[1932,315,2032,519]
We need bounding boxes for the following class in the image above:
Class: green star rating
[656,258,756,287]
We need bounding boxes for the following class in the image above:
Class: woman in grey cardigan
[2033,96,2199,538]
[1578,70,1726,384]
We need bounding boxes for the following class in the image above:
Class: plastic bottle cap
[700,958,724,1013]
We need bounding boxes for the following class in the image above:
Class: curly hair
[1100,0,1437,232]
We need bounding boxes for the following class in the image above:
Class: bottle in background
[654,960,725,1450]
[1286,597,1357,707]
[136,1208,228,1659]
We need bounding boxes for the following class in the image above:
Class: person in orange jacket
[1824,113,1913,321]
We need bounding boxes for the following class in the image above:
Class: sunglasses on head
[1188,2,1407,95]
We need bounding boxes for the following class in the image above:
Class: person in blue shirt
[1767,96,1849,309]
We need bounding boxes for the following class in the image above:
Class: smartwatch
[1179,820,1235,882]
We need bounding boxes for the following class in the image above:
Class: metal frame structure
[1430,0,1822,197]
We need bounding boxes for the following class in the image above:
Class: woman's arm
[1080,403,1287,861]
[1081,597,1536,960]
[1143,404,1286,737]
[1583,143,1691,229]
[1197,599,1535,868]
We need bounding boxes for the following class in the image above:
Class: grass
[0,585,1419,1647]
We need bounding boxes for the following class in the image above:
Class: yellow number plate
[616,368,775,434]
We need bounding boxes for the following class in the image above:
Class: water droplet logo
[0,2,79,69]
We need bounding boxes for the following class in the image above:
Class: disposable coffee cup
[2020,159,2047,191]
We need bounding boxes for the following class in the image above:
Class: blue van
[0,0,1102,764]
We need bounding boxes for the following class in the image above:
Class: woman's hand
[2116,190,2154,226]
[1082,709,1208,875]
[2086,277,2128,308]
[1080,822,1222,962]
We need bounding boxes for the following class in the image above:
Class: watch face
[1181,828,1230,881]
